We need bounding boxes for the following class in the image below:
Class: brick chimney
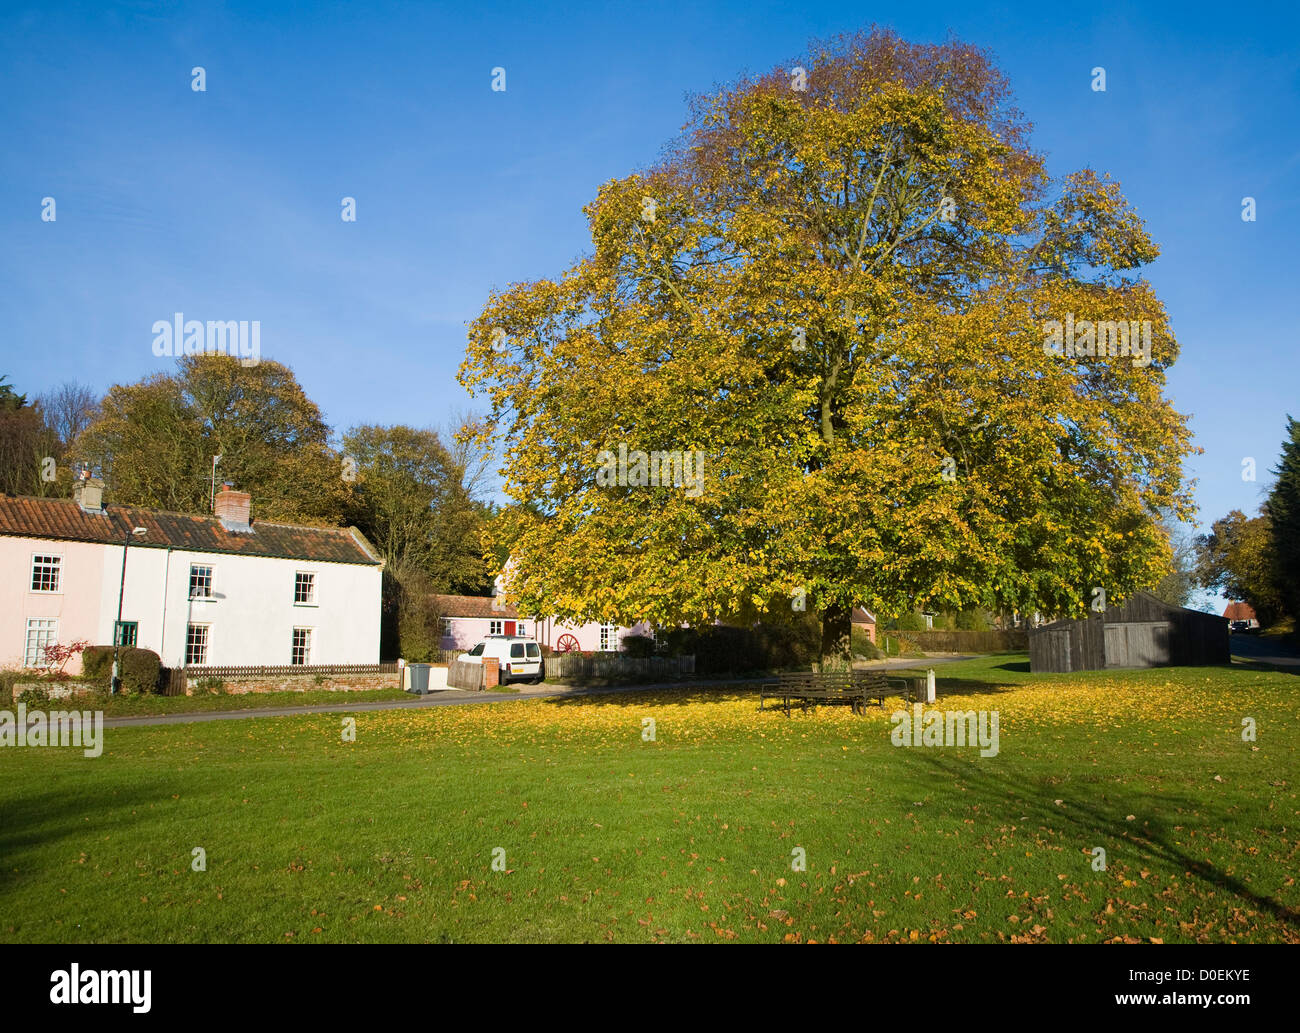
[73,474,104,514]
[215,482,252,532]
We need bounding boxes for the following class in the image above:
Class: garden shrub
[119,648,162,694]
[657,617,820,674]
[81,646,115,681]
[620,634,656,658]
[878,634,925,658]
[753,616,821,668]
[0,669,19,705]
[955,608,992,631]
[851,627,882,659]
[894,612,927,632]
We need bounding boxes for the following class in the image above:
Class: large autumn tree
[461,29,1195,653]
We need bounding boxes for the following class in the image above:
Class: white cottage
[0,481,383,673]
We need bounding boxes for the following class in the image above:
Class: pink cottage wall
[0,536,108,674]
[440,614,652,654]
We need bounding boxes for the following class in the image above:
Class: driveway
[101,654,976,729]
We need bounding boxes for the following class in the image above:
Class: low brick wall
[12,681,102,701]
[9,672,403,700]
[186,672,399,695]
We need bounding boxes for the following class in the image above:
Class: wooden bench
[759,670,894,717]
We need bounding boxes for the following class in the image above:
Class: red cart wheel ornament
[555,634,580,653]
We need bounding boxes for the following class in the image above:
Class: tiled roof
[1223,601,1257,621]
[432,593,518,619]
[851,607,876,623]
[0,495,381,566]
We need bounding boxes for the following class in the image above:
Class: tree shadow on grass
[928,676,1023,699]
[905,750,1300,935]
[1229,657,1300,677]
[0,778,200,888]
[542,682,773,710]
[540,668,1026,710]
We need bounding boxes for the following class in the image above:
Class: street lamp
[111,525,148,694]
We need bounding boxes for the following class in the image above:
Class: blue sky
[3,0,1297,611]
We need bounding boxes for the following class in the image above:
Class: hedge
[657,619,820,674]
[119,647,163,694]
[81,645,115,681]
[620,634,656,658]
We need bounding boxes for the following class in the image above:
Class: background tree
[443,408,497,501]
[37,382,99,452]
[74,355,349,522]
[1194,509,1281,625]
[953,608,993,630]
[342,423,493,593]
[0,376,25,409]
[1264,415,1300,621]
[0,375,43,496]
[26,381,101,498]
[342,423,495,659]
[385,569,446,663]
[1150,511,1198,608]
[461,29,1194,657]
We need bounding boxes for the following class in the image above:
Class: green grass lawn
[1,654,1296,943]
[10,687,411,718]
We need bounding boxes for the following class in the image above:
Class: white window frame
[600,623,617,652]
[24,618,59,667]
[293,570,317,606]
[30,553,62,593]
[291,627,312,666]
[185,623,210,666]
[440,617,453,638]
[189,563,215,601]
[516,620,529,637]
[489,619,504,635]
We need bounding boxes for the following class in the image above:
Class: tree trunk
[820,603,852,664]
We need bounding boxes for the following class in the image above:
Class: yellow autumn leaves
[343,671,1282,751]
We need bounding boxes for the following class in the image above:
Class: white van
[458,635,545,684]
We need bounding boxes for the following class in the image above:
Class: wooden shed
[1029,592,1229,673]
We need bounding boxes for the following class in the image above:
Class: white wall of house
[109,547,382,667]
[2,534,381,671]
